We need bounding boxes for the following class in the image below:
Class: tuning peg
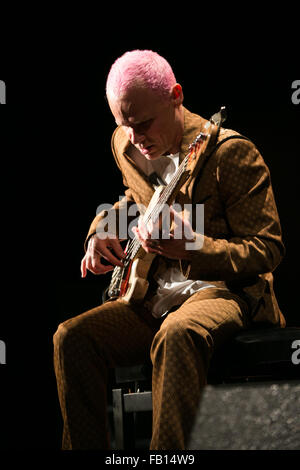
[210,106,227,126]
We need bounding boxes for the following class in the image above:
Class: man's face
[108,85,183,160]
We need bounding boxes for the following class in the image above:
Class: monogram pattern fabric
[86,107,285,326]
[54,289,250,449]
[54,107,285,449]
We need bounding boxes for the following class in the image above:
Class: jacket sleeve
[84,190,135,250]
[186,138,285,281]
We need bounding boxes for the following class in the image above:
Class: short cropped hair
[106,50,177,100]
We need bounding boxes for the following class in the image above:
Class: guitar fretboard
[107,128,210,298]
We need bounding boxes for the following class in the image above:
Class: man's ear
[171,83,183,105]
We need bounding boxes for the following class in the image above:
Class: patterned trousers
[53,288,250,450]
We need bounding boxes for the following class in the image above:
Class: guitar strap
[206,106,251,172]
[212,134,251,156]
[191,133,251,202]
[178,132,252,279]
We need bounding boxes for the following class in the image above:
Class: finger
[100,246,124,267]
[146,218,154,235]
[81,256,87,278]
[169,206,185,227]
[87,256,114,275]
[135,227,153,248]
[133,227,144,243]
[138,217,149,240]
[133,228,151,251]
[132,226,141,242]
[146,239,160,249]
[86,256,101,274]
[109,238,126,259]
[101,265,115,273]
[141,218,158,241]
[169,206,194,240]
[142,244,159,254]
[90,236,124,267]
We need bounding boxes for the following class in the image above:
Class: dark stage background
[0,31,299,450]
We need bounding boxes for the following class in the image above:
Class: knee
[53,321,67,346]
[155,317,187,344]
[151,315,212,358]
[53,321,69,353]
[159,314,212,343]
[53,318,83,355]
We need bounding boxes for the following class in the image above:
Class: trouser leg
[53,300,158,449]
[150,289,250,450]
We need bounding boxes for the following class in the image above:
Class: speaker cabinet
[188,380,300,450]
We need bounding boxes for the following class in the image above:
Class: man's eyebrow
[116,118,152,127]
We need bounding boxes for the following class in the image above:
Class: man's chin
[143,148,165,160]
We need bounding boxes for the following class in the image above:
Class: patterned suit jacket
[86,107,286,327]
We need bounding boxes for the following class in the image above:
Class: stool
[112,326,300,449]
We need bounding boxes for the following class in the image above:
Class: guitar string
[110,157,189,287]
[109,136,206,291]
[122,151,193,261]
[119,141,203,263]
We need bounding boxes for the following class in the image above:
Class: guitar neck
[144,155,189,220]
[127,133,210,261]
[159,155,189,205]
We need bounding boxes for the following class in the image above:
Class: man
[53,50,285,450]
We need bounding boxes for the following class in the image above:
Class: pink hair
[106,50,177,100]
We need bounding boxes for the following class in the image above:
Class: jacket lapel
[112,106,219,207]
[112,126,155,207]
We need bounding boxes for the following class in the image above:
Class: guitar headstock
[186,120,212,165]
[209,105,227,127]
[185,106,227,167]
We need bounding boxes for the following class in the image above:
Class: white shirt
[128,148,215,317]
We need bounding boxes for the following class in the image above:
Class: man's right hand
[81,235,125,278]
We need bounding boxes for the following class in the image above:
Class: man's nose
[129,128,145,145]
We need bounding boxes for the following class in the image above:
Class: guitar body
[119,248,156,304]
[118,186,165,304]
[108,186,166,305]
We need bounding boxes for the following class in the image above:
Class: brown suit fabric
[54,107,285,449]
